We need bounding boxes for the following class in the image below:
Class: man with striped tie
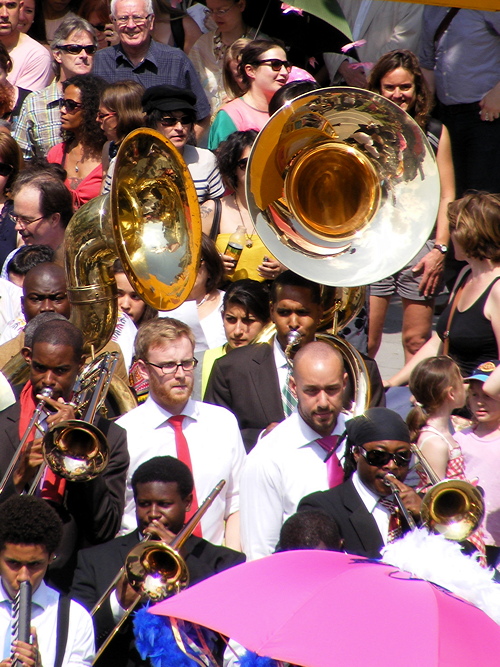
[240,341,349,560]
[0,495,94,666]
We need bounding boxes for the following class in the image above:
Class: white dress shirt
[351,471,391,545]
[117,396,246,545]
[240,410,349,560]
[0,581,94,665]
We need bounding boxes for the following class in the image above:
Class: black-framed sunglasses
[57,44,97,55]
[255,58,292,72]
[144,358,198,375]
[159,115,193,127]
[59,98,84,113]
[0,163,13,177]
[358,446,412,467]
[91,23,107,32]
[237,157,248,170]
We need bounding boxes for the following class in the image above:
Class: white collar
[273,335,288,369]
[141,395,199,429]
[0,580,52,611]
[352,470,383,514]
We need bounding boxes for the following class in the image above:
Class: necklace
[213,26,249,61]
[233,193,254,248]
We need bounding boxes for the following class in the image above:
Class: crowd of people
[0,0,498,664]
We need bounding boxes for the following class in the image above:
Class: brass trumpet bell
[247,88,440,287]
[421,479,485,542]
[42,420,109,482]
[126,541,189,603]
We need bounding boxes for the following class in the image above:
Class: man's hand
[389,476,422,519]
[479,83,500,121]
[338,60,367,88]
[116,572,140,610]
[13,438,44,491]
[412,248,445,297]
[38,396,77,429]
[9,627,41,667]
[143,521,176,546]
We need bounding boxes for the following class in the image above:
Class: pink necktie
[168,415,202,538]
[316,435,344,488]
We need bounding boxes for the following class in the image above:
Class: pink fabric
[221,97,270,133]
[288,66,317,83]
[151,550,500,667]
[316,435,344,488]
[47,142,103,209]
[7,34,52,91]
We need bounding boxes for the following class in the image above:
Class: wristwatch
[433,243,448,254]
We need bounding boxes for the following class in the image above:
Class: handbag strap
[442,281,466,357]
[209,198,222,241]
[434,8,460,44]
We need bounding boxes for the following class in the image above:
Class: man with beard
[240,341,348,560]
[117,318,245,551]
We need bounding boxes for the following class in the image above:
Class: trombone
[91,480,226,665]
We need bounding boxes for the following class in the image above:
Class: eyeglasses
[358,447,412,467]
[0,163,13,177]
[144,358,198,375]
[91,23,107,32]
[255,59,292,72]
[159,115,193,127]
[204,5,238,17]
[113,14,152,26]
[10,213,45,226]
[57,44,97,55]
[96,111,116,121]
[59,98,84,113]
[237,157,248,170]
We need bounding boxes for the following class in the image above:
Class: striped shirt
[183,145,224,202]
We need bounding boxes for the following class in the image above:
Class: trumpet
[91,480,226,665]
[384,473,417,531]
[285,331,302,364]
[0,387,53,496]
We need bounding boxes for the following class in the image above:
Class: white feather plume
[381,528,500,624]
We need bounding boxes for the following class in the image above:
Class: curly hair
[62,74,107,156]
[368,49,432,130]
[0,496,63,554]
[448,192,500,262]
[216,129,257,191]
[0,132,23,194]
[407,356,463,443]
[0,42,12,75]
[132,455,194,500]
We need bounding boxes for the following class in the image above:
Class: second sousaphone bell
[247,87,440,287]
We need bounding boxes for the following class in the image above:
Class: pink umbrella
[150,550,500,667]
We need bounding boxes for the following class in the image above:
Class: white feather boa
[381,528,500,624]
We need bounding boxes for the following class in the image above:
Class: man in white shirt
[0,495,94,666]
[117,318,246,551]
[0,0,51,91]
[240,341,348,560]
[298,408,422,558]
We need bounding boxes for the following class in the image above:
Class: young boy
[455,361,500,568]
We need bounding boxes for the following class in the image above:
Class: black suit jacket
[0,402,129,592]
[71,530,246,666]
[204,343,284,452]
[298,479,386,559]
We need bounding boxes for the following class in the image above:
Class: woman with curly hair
[47,74,107,207]
[367,50,455,363]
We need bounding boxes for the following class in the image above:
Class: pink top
[456,428,500,546]
[47,142,103,209]
[222,97,270,133]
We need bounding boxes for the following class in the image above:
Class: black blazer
[298,479,385,559]
[0,402,130,592]
[71,530,246,666]
[204,343,285,452]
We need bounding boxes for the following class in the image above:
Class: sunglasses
[59,98,84,113]
[237,157,248,170]
[160,115,193,127]
[0,163,13,177]
[91,23,107,32]
[57,43,97,55]
[256,58,292,72]
[96,111,116,121]
[358,446,412,467]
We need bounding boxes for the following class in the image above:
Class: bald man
[0,263,129,384]
[240,341,349,560]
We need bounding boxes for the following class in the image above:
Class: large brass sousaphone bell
[66,128,202,353]
[247,88,440,287]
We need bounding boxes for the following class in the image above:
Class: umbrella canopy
[151,550,500,667]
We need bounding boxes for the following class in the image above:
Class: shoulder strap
[434,8,460,44]
[171,17,185,50]
[442,280,466,357]
[54,595,71,667]
[209,198,222,241]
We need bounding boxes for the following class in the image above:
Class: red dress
[47,142,102,209]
